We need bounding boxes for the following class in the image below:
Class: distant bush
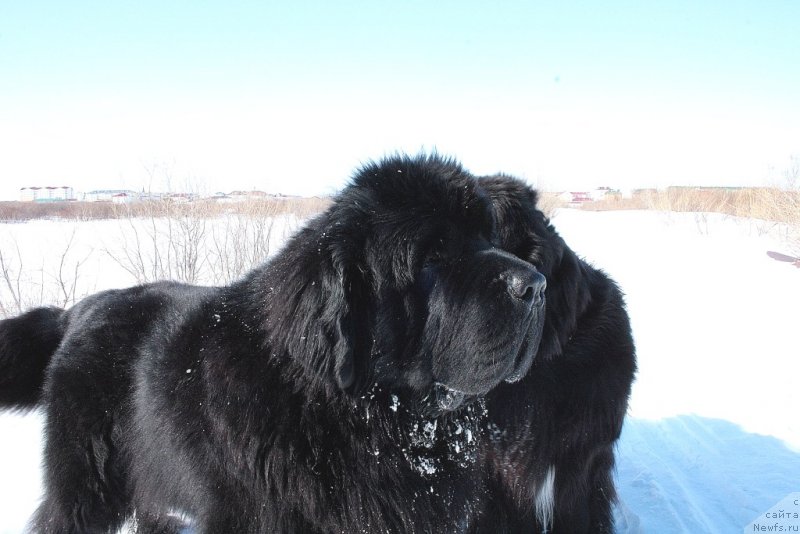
[536,192,565,219]
[581,186,800,251]
[0,201,116,221]
[100,197,332,286]
[0,197,332,222]
[581,187,799,222]
[0,197,332,317]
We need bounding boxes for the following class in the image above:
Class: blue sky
[1,1,798,199]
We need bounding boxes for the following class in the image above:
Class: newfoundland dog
[476,176,636,533]
[0,155,549,533]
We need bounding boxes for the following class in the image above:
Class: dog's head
[265,155,546,415]
[478,174,593,362]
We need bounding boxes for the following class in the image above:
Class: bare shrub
[0,196,332,222]
[52,228,93,308]
[101,197,329,285]
[0,243,24,316]
[0,201,120,221]
[163,203,208,284]
[207,205,278,285]
[583,187,799,222]
[0,193,335,319]
[0,227,94,317]
[580,181,800,251]
[779,156,800,253]
[0,195,330,316]
[104,201,208,284]
[535,192,565,219]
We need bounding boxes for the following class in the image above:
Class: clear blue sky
[1,0,798,199]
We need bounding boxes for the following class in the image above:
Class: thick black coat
[476,176,636,533]
[0,155,546,534]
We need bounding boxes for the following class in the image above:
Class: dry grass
[0,197,333,316]
[0,197,332,222]
[581,187,800,224]
[100,197,332,286]
[535,192,566,219]
[581,186,800,252]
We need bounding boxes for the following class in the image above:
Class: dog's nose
[504,269,546,305]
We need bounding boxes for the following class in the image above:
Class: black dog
[475,176,636,533]
[0,155,546,533]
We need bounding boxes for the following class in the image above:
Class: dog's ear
[322,249,363,393]
[268,207,370,394]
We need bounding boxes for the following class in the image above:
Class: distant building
[81,190,201,203]
[591,187,616,201]
[82,189,140,203]
[556,188,620,205]
[559,191,593,205]
[20,186,76,202]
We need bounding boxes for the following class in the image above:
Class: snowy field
[1,209,798,533]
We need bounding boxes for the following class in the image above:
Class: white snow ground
[1,209,798,533]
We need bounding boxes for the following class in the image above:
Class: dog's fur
[1,155,552,533]
[476,176,636,533]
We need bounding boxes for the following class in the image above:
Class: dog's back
[0,281,213,533]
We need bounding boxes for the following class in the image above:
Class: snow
[552,210,800,533]
[1,209,799,533]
